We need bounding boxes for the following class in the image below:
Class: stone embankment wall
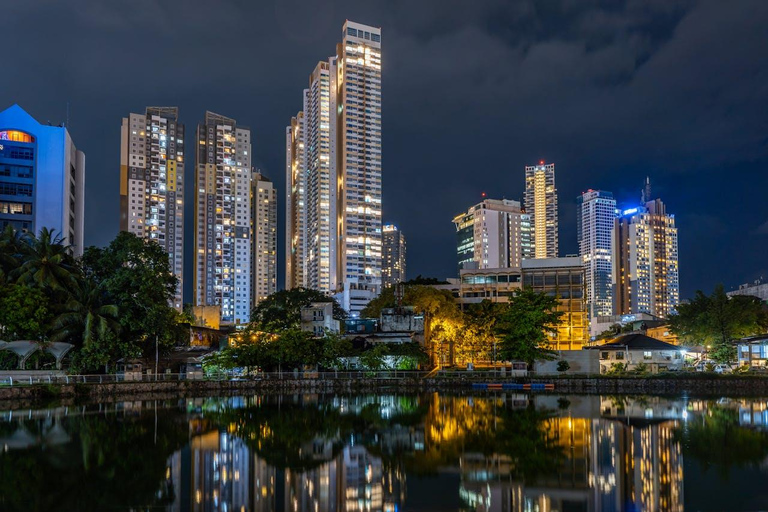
[3,376,768,402]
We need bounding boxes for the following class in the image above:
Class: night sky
[3,0,767,303]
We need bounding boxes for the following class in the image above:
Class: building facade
[728,280,768,302]
[194,111,252,326]
[285,112,306,290]
[120,107,184,308]
[251,172,277,308]
[285,21,383,316]
[0,104,85,255]
[524,162,558,259]
[382,224,406,288]
[614,196,679,319]
[522,257,588,350]
[577,190,616,322]
[452,198,528,271]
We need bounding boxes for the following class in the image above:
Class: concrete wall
[534,350,600,375]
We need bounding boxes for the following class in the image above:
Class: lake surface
[2,392,768,511]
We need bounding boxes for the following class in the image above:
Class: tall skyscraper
[382,224,406,287]
[0,104,85,255]
[285,20,382,316]
[285,112,306,290]
[120,107,184,308]
[251,171,277,307]
[577,189,617,321]
[614,180,679,318]
[452,198,528,271]
[194,111,252,326]
[524,162,558,258]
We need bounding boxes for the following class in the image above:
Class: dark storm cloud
[2,0,767,300]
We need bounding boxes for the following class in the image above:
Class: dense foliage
[0,227,188,372]
[669,284,768,362]
[206,327,428,373]
[493,288,563,366]
[250,287,347,332]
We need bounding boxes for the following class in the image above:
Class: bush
[704,362,715,372]
[606,362,627,376]
[556,360,570,373]
[633,362,649,375]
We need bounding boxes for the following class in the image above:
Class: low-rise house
[736,335,768,367]
[300,302,340,335]
[585,334,684,374]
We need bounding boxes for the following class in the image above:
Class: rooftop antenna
[66,101,70,129]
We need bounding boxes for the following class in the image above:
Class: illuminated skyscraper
[120,107,184,308]
[577,189,617,321]
[286,21,382,316]
[285,112,306,290]
[0,104,85,256]
[614,180,679,318]
[382,224,406,287]
[251,171,277,308]
[453,198,528,271]
[524,162,558,258]
[194,111,252,325]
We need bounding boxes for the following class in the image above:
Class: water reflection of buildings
[165,431,251,512]
[165,434,405,512]
[456,414,684,512]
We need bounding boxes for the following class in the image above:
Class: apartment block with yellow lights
[285,112,306,290]
[251,171,277,307]
[194,111,252,326]
[120,107,184,308]
[382,224,406,287]
[614,189,679,319]
[285,21,383,316]
[524,162,558,259]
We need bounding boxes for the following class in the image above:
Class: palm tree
[13,228,78,291]
[0,224,24,284]
[50,279,120,347]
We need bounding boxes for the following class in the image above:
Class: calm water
[2,393,768,511]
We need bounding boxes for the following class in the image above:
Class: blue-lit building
[0,104,85,255]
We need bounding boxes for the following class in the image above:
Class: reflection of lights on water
[682,410,688,420]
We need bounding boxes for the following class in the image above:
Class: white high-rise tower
[577,189,617,321]
[285,21,382,316]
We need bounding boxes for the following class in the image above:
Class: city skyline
[3,2,768,301]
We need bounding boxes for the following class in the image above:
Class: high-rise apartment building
[194,111,252,325]
[285,21,382,316]
[0,104,85,255]
[614,183,679,318]
[382,224,406,287]
[577,190,617,321]
[285,112,306,290]
[452,199,528,271]
[251,171,277,307]
[524,162,558,258]
[120,107,184,308]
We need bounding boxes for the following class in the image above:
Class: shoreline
[3,375,768,404]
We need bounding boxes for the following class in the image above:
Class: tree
[0,284,51,340]
[556,360,570,373]
[50,279,120,349]
[669,284,768,363]
[81,232,181,358]
[250,288,346,332]
[13,228,78,293]
[494,288,563,367]
[320,331,354,369]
